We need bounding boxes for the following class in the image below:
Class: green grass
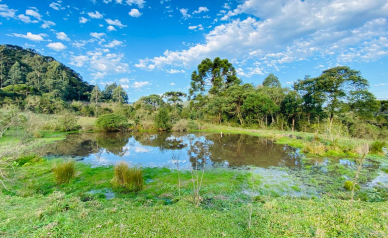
[1,158,388,237]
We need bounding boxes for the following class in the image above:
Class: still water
[45,132,302,169]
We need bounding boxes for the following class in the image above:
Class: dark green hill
[0,44,93,101]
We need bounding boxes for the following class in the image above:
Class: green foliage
[263,73,281,88]
[53,161,76,184]
[96,114,128,131]
[155,107,171,130]
[15,155,43,166]
[111,162,144,192]
[112,85,128,104]
[370,141,387,154]
[57,112,80,132]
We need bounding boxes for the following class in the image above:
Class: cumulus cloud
[126,0,145,8]
[179,8,191,19]
[129,9,141,17]
[90,32,106,39]
[41,20,55,28]
[105,18,126,27]
[193,7,209,14]
[0,4,17,18]
[8,32,47,41]
[136,0,388,73]
[69,55,89,67]
[56,32,70,41]
[104,39,123,48]
[88,11,103,19]
[49,2,64,10]
[47,42,67,51]
[188,24,203,30]
[167,69,185,74]
[107,25,116,31]
[25,9,42,20]
[18,14,38,23]
[132,81,150,88]
[79,17,89,23]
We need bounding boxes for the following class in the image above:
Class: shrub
[58,112,80,132]
[15,155,43,166]
[172,119,189,132]
[370,141,387,155]
[344,180,360,191]
[302,142,326,156]
[111,162,143,192]
[154,108,171,130]
[96,113,128,131]
[53,161,76,184]
[349,123,379,140]
[187,120,199,130]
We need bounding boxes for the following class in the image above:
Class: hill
[0,44,93,102]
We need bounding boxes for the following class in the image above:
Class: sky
[0,0,388,101]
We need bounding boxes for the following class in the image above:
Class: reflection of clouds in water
[90,155,111,168]
[134,146,150,153]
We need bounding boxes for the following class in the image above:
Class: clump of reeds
[111,161,143,192]
[302,142,326,156]
[369,140,387,155]
[53,160,76,184]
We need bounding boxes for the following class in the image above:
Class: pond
[45,132,303,169]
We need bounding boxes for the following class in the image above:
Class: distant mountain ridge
[0,44,93,101]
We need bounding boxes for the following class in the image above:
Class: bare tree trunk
[292,117,295,132]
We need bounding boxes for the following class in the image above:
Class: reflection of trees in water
[96,133,132,156]
[187,136,211,169]
[202,133,302,168]
[134,132,187,151]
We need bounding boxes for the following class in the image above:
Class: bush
[111,162,143,192]
[53,161,76,184]
[58,112,80,132]
[172,119,189,132]
[344,180,360,191]
[370,141,387,155]
[349,123,379,140]
[96,113,128,131]
[187,120,199,130]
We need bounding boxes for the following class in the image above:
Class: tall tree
[112,85,128,104]
[189,57,241,99]
[243,92,279,127]
[263,73,281,88]
[6,61,24,86]
[225,84,255,125]
[281,91,303,132]
[295,66,370,129]
[103,82,118,101]
[163,91,187,105]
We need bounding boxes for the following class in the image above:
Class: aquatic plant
[369,140,387,155]
[111,162,144,192]
[53,160,76,184]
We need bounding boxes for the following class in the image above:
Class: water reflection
[45,132,304,169]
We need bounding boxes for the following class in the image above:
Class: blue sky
[0,0,388,101]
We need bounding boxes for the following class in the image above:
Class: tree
[103,82,118,101]
[243,92,279,127]
[207,95,228,124]
[155,107,171,130]
[189,57,241,99]
[295,66,370,129]
[263,73,281,88]
[141,94,164,111]
[225,84,255,125]
[112,85,128,104]
[6,61,24,86]
[281,91,303,132]
[163,91,187,105]
[90,85,103,116]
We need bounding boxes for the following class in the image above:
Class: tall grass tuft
[53,161,76,184]
[111,162,144,192]
[370,141,387,155]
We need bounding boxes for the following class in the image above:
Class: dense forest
[0,45,387,139]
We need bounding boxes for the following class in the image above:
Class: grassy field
[1,158,388,237]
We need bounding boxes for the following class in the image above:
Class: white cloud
[56,32,70,41]
[107,25,116,31]
[8,32,46,41]
[47,42,67,51]
[129,9,141,17]
[0,4,17,18]
[18,14,38,23]
[374,83,386,86]
[49,2,64,10]
[167,69,185,74]
[119,78,130,83]
[85,50,130,78]
[79,17,89,23]
[90,32,106,39]
[88,11,103,19]
[92,72,107,79]
[104,39,123,48]
[170,82,175,85]
[193,7,209,14]
[105,18,126,27]
[70,55,89,67]
[179,8,191,19]
[137,0,388,72]
[132,81,150,88]
[126,0,145,8]
[41,20,55,28]
[25,9,42,20]
[188,24,203,30]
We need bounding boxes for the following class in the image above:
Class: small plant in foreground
[53,161,76,184]
[351,143,369,201]
[111,162,144,192]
